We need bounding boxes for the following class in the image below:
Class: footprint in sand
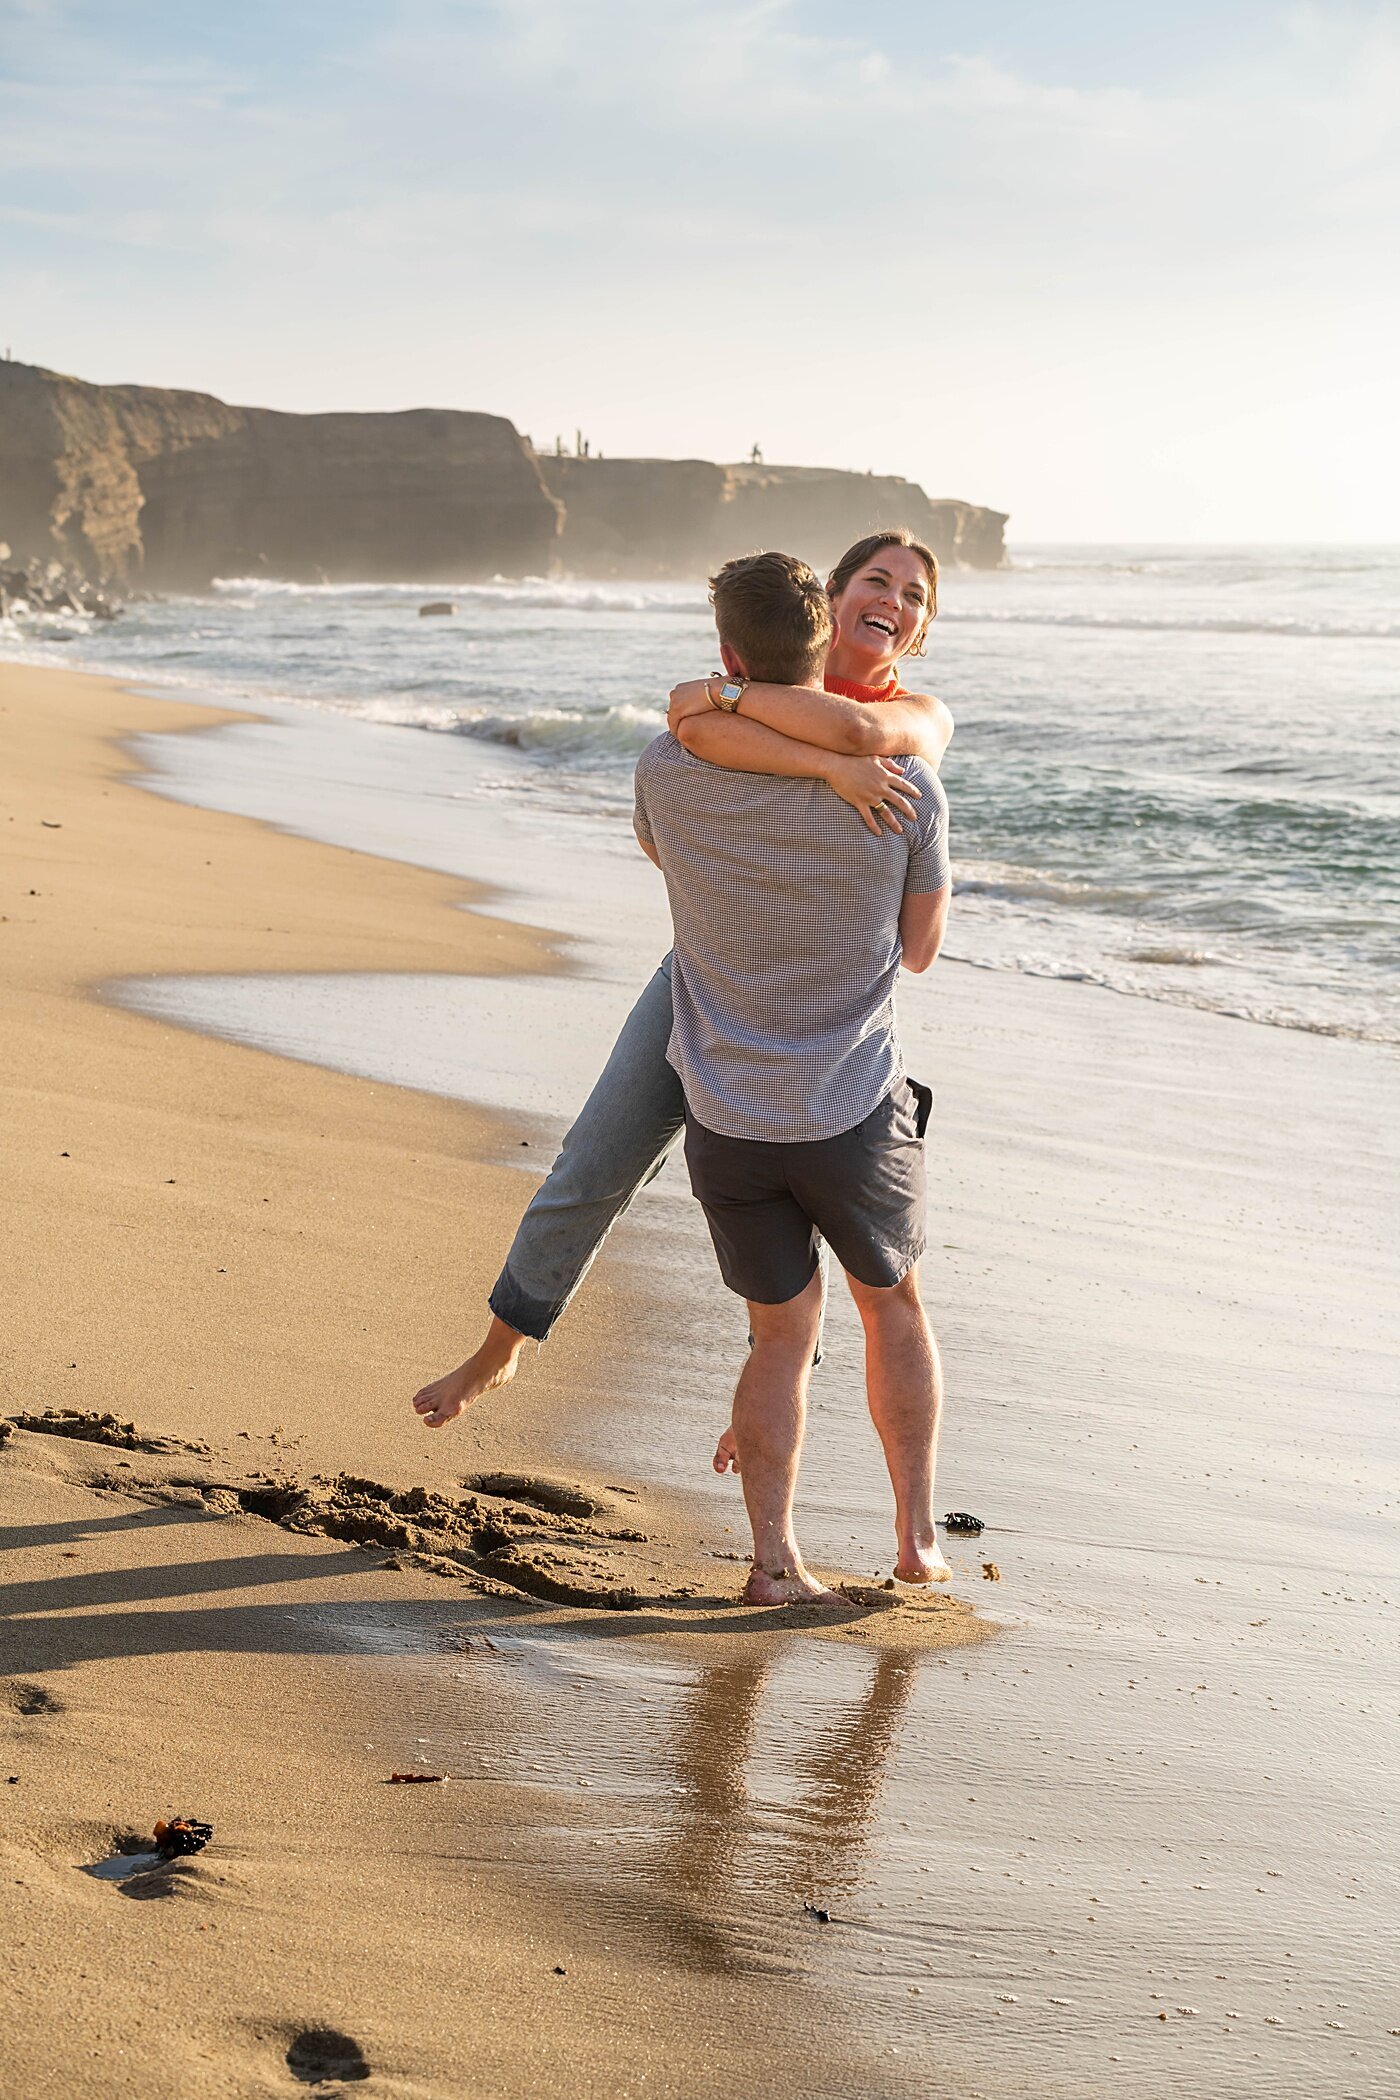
[465,1471,601,1520]
[5,1407,207,1455]
[285,2028,371,2085]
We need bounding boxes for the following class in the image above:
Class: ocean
[4,542,1397,1045]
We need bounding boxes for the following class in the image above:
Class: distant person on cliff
[631,551,950,1601]
[410,530,952,1578]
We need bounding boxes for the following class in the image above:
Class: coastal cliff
[0,360,561,587]
[0,358,1006,589]
[537,455,1008,574]
[725,462,1007,572]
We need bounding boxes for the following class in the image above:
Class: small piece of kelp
[154,1817,213,1857]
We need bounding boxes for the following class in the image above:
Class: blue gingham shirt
[634,733,949,1142]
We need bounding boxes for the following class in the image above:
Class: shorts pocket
[906,1078,933,1140]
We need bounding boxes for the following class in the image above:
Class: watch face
[719,680,744,703]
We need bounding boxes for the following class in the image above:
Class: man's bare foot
[742,1562,843,1608]
[411,1318,526,1430]
[894,1533,953,1584]
[712,1424,740,1476]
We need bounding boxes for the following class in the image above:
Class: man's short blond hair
[709,550,834,684]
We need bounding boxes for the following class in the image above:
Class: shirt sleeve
[903,763,950,895]
[633,745,654,846]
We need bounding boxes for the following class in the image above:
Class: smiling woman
[672,532,950,790]
[826,528,939,663]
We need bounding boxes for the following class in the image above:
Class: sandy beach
[4,659,1398,2098]
[2,663,984,2100]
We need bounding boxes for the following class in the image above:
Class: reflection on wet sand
[647,1645,921,1975]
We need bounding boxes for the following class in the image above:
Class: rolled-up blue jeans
[489,958,684,1341]
[488,956,827,1351]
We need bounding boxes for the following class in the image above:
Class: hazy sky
[3,1,1397,540]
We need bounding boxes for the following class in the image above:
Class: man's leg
[413,962,683,1429]
[682,1113,836,1603]
[712,1240,829,1475]
[730,1270,833,1605]
[844,1263,951,1583]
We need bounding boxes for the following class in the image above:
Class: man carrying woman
[411,529,953,1591]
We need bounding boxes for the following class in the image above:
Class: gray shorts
[683,1079,931,1305]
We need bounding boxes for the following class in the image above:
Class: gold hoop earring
[907,633,927,658]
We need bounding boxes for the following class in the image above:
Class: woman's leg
[412,961,683,1428]
[489,960,684,1339]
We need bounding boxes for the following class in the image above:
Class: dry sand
[2,663,983,2100]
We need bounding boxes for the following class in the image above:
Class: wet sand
[1,663,984,2100]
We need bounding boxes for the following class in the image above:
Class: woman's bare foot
[712,1424,740,1475]
[742,1561,843,1607]
[894,1530,953,1584]
[411,1317,526,1430]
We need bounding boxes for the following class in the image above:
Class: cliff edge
[536,455,1007,575]
[0,360,561,587]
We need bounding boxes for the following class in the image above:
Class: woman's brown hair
[827,529,939,654]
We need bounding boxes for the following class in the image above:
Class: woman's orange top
[823,671,905,703]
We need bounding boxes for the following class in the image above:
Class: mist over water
[5,544,1397,1044]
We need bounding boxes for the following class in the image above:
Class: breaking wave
[942,608,1400,641]
[953,863,1154,910]
[357,697,667,764]
[211,576,709,617]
